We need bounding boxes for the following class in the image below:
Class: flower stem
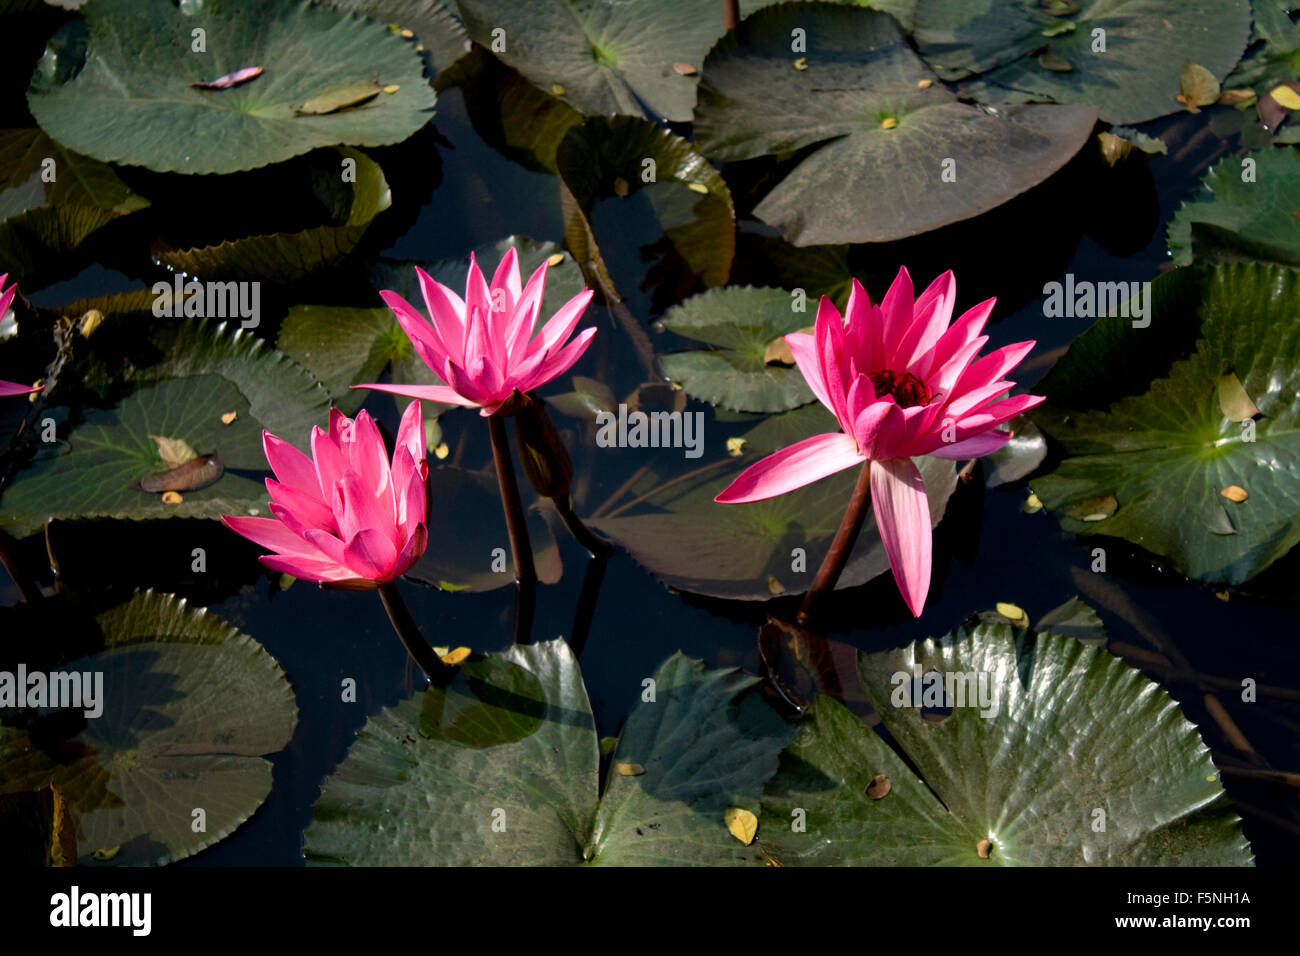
[553,495,611,558]
[722,0,740,29]
[488,413,537,588]
[377,581,453,686]
[796,460,872,629]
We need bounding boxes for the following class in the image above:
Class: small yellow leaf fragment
[917,79,932,89]
[1218,89,1256,106]
[726,437,746,457]
[764,336,795,366]
[1215,590,1230,602]
[725,806,758,845]
[150,434,198,467]
[161,491,183,504]
[1097,131,1131,167]
[767,575,785,596]
[440,646,472,665]
[687,182,709,194]
[976,839,992,859]
[1022,492,1044,514]
[78,309,105,337]
[599,736,619,755]
[996,602,1029,627]
[881,116,899,130]
[1269,84,1300,110]
[221,410,238,425]
[673,61,697,75]
[399,28,414,39]
[793,57,807,70]
[1221,485,1248,502]
[383,84,401,94]
[761,850,783,867]
[551,83,566,95]
[92,845,121,862]
[866,774,891,799]
[28,382,41,402]
[547,253,565,267]
[434,442,450,460]
[616,762,645,776]
[1180,63,1220,108]
[613,177,630,197]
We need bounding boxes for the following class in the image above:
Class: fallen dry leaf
[1221,485,1248,502]
[866,774,891,799]
[221,411,238,425]
[976,839,992,859]
[725,806,758,845]
[161,491,183,504]
[616,762,645,776]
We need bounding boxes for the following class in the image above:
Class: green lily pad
[456,0,726,122]
[912,0,1252,125]
[0,319,331,537]
[694,4,1097,245]
[320,0,470,82]
[557,115,735,289]
[0,591,297,866]
[589,403,958,600]
[304,640,794,864]
[1031,263,1300,584]
[405,466,563,591]
[0,128,150,285]
[657,286,816,413]
[26,0,436,174]
[757,624,1251,865]
[152,148,391,283]
[740,0,918,29]
[1167,146,1300,267]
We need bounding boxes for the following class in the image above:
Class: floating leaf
[149,434,198,469]
[912,0,1252,125]
[1220,485,1248,503]
[1180,63,1221,108]
[0,592,297,866]
[304,643,794,865]
[456,0,726,122]
[616,762,646,777]
[1,318,330,537]
[0,128,150,284]
[1217,371,1260,422]
[590,404,958,601]
[1034,596,1105,645]
[658,287,817,413]
[725,806,758,844]
[557,115,735,289]
[1032,264,1300,584]
[294,80,384,116]
[756,625,1251,865]
[27,0,436,174]
[694,5,1097,245]
[1269,84,1300,111]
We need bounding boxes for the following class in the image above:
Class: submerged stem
[554,495,611,558]
[488,413,537,588]
[796,460,873,629]
[377,581,453,686]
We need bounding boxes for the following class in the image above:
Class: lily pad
[657,286,816,413]
[912,0,1252,125]
[556,115,735,289]
[152,148,392,282]
[26,0,436,174]
[757,624,1251,865]
[1031,263,1300,584]
[304,640,793,864]
[404,466,563,591]
[1167,146,1300,267]
[740,0,918,29]
[589,403,958,600]
[0,591,297,866]
[0,128,150,284]
[320,0,470,81]
[0,319,331,537]
[694,4,1097,245]
[455,0,726,122]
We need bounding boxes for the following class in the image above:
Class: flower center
[868,369,932,407]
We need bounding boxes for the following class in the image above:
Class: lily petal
[869,457,932,618]
[714,432,863,504]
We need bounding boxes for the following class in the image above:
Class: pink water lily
[354,248,596,415]
[715,267,1044,617]
[222,401,429,588]
[0,274,41,398]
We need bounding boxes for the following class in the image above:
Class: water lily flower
[222,401,428,589]
[715,267,1044,618]
[354,248,596,415]
[0,274,41,398]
